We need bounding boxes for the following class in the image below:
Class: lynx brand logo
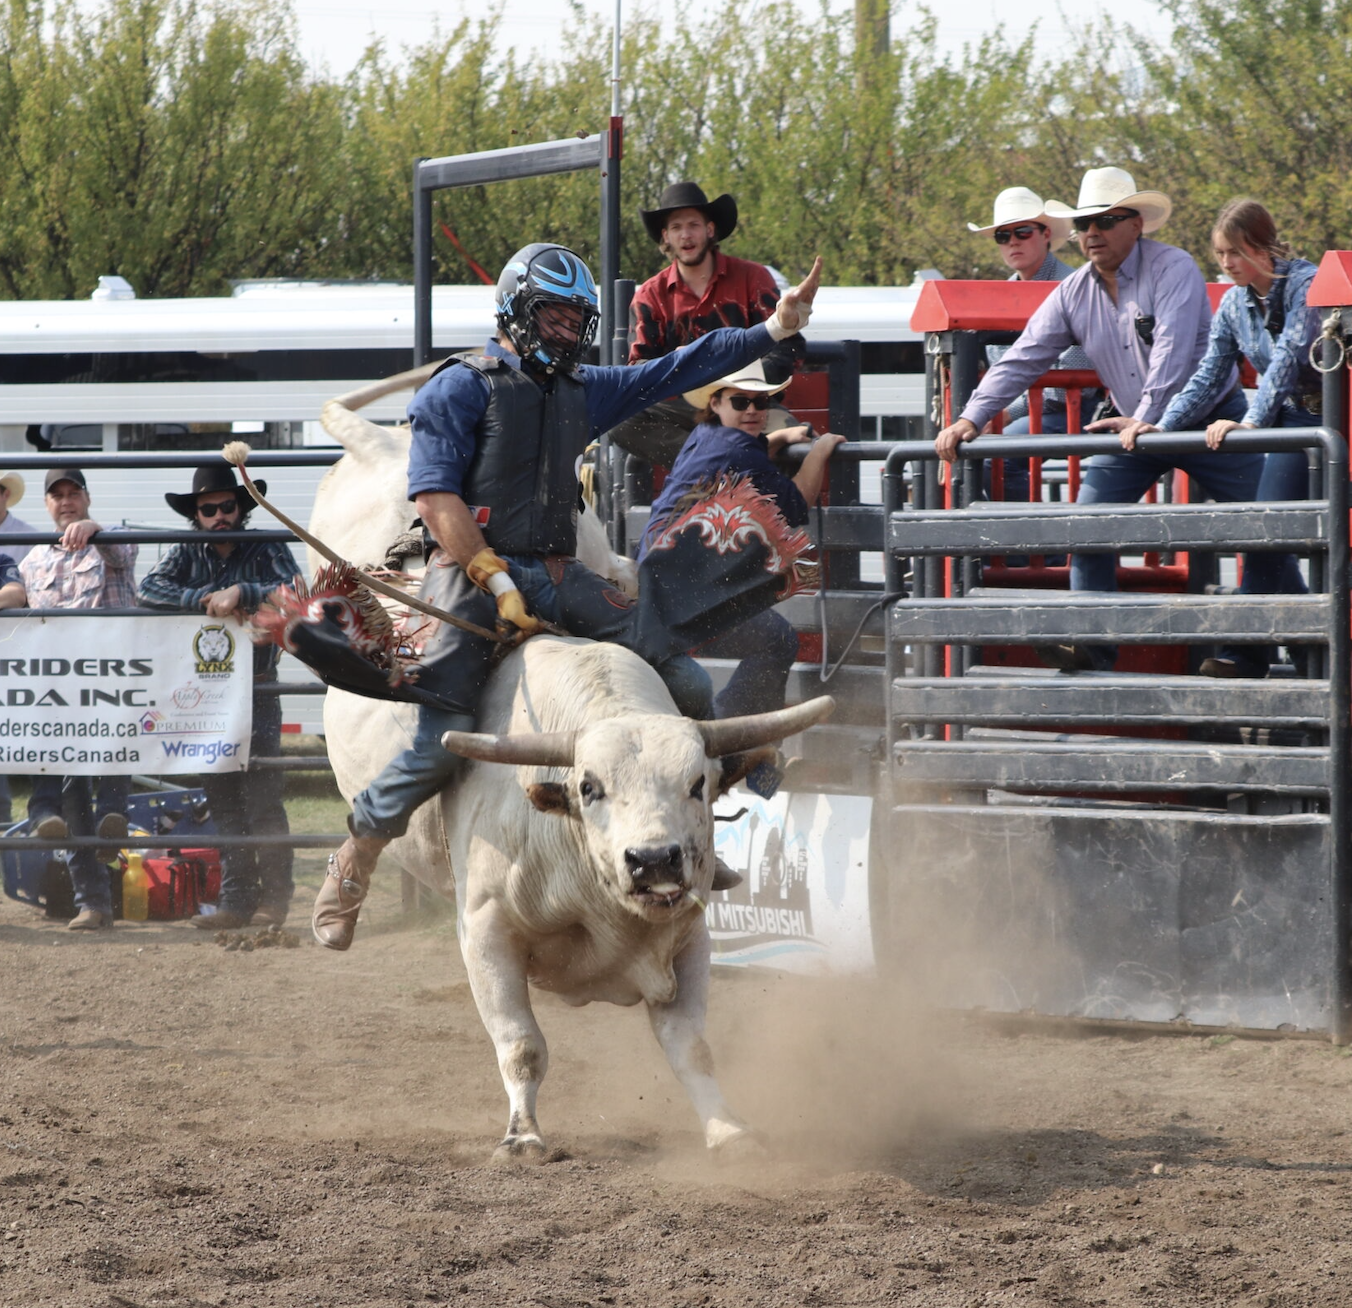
[192,624,236,678]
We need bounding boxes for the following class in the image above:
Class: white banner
[709,788,874,975]
[0,614,253,775]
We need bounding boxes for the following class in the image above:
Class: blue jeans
[29,775,131,916]
[351,555,712,839]
[203,694,293,916]
[1219,405,1317,670]
[1068,391,1257,667]
[986,410,1070,504]
[699,608,800,719]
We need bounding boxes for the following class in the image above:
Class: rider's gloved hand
[467,548,543,636]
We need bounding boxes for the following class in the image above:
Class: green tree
[0,0,347,298]
[1043,0,1352,267]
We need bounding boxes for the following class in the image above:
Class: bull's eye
[579,776,604,805]
[689,776,705,800]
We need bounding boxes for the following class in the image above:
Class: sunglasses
[1072,209,1139,233]
[197,499,238,518]
[993,224,1044,244]
[724,393,775,412]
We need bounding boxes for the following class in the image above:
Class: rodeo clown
[312,242,822,951]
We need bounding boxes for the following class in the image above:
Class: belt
[1295,391,1323,417]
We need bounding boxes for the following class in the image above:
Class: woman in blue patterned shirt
[1142,199,1321,679]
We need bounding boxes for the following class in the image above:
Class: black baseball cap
[44,468,87,493]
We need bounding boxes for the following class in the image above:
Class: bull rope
[220,440,509,645]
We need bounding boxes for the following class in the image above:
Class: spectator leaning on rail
[969,187,1099,506]
[638,359,845,797]
[606,182,804,467]
[935,166,1263,673]
[1125,198,1322,680]
[0,470,35,825]
[0,469,36,565]
[18,468,136,930]
[311,241,822,953]
[138,465,300,930]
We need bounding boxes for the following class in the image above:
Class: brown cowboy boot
[312,830,389,951]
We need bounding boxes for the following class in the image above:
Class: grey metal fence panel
[889,502,1329,555]
[890,674,1331,728]
[888,593,1331,644]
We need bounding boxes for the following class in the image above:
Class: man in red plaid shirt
[610,182,803,466]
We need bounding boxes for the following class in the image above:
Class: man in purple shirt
[935,167,1259,670]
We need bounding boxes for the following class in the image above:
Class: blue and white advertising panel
[710,788,874,975]
[0,614,253,775]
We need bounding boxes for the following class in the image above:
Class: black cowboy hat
[640,182,738,245]
[164,464,265,520]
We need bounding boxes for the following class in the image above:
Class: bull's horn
[321,362,442,459]
[698,696,836,758]
[440,728,577,769]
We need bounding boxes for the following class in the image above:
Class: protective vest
[452,353,590,556]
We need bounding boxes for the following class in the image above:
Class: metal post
[1323,319,1351,1041]
[1325,424,1351,1043]
[598,4,624,363]
[882,444,906,799]
[597,277,637,550]
[599,122,623,364]
[412,158,433,367]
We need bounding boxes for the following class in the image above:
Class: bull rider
[313,242,822,951]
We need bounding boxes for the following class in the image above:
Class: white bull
[311,368,831,1159]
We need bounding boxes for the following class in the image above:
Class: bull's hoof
[492,1134,548,1165]
[705,1118,760,1158]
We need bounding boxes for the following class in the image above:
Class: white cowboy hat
[0,471,24,507]
[683,358,791,411]
[966,186,1073,247]
[1045,166,1172,234]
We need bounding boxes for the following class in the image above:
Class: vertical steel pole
[1323,316,1351,1041]
[598,3,623,363]
[882,444,907,803]
[412,158,433,367]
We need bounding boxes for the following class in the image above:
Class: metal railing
[0,449,349,853]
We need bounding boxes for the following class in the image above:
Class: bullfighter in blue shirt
[313,242,822,951]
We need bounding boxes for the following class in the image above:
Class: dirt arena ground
[3,858,1352,1308]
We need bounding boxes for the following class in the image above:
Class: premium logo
[192,624,236,677]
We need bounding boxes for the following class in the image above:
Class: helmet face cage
[495,245,599,373]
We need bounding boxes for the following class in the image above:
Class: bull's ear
[526,782,573,817]
[717,747,776,797]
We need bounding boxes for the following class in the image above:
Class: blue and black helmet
[495,244,600,373]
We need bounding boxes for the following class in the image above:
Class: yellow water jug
[122,852,150,922]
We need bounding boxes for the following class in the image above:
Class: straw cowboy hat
[164,464,265,519]
[640,182,738,244]
[967,187,1073,247]
[1045,166,1172,234]
[683,358,791,411]
[0,471,24,506]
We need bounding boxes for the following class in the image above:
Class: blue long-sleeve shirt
[406,323,778,500]
[138,534,299,677]
[1158,258,1322,431]
[638,421,809,560]
[961,238,1227,430]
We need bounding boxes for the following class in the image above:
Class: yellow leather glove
[467,548,543,636]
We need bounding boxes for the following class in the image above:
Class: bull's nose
[625,843,683,884]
